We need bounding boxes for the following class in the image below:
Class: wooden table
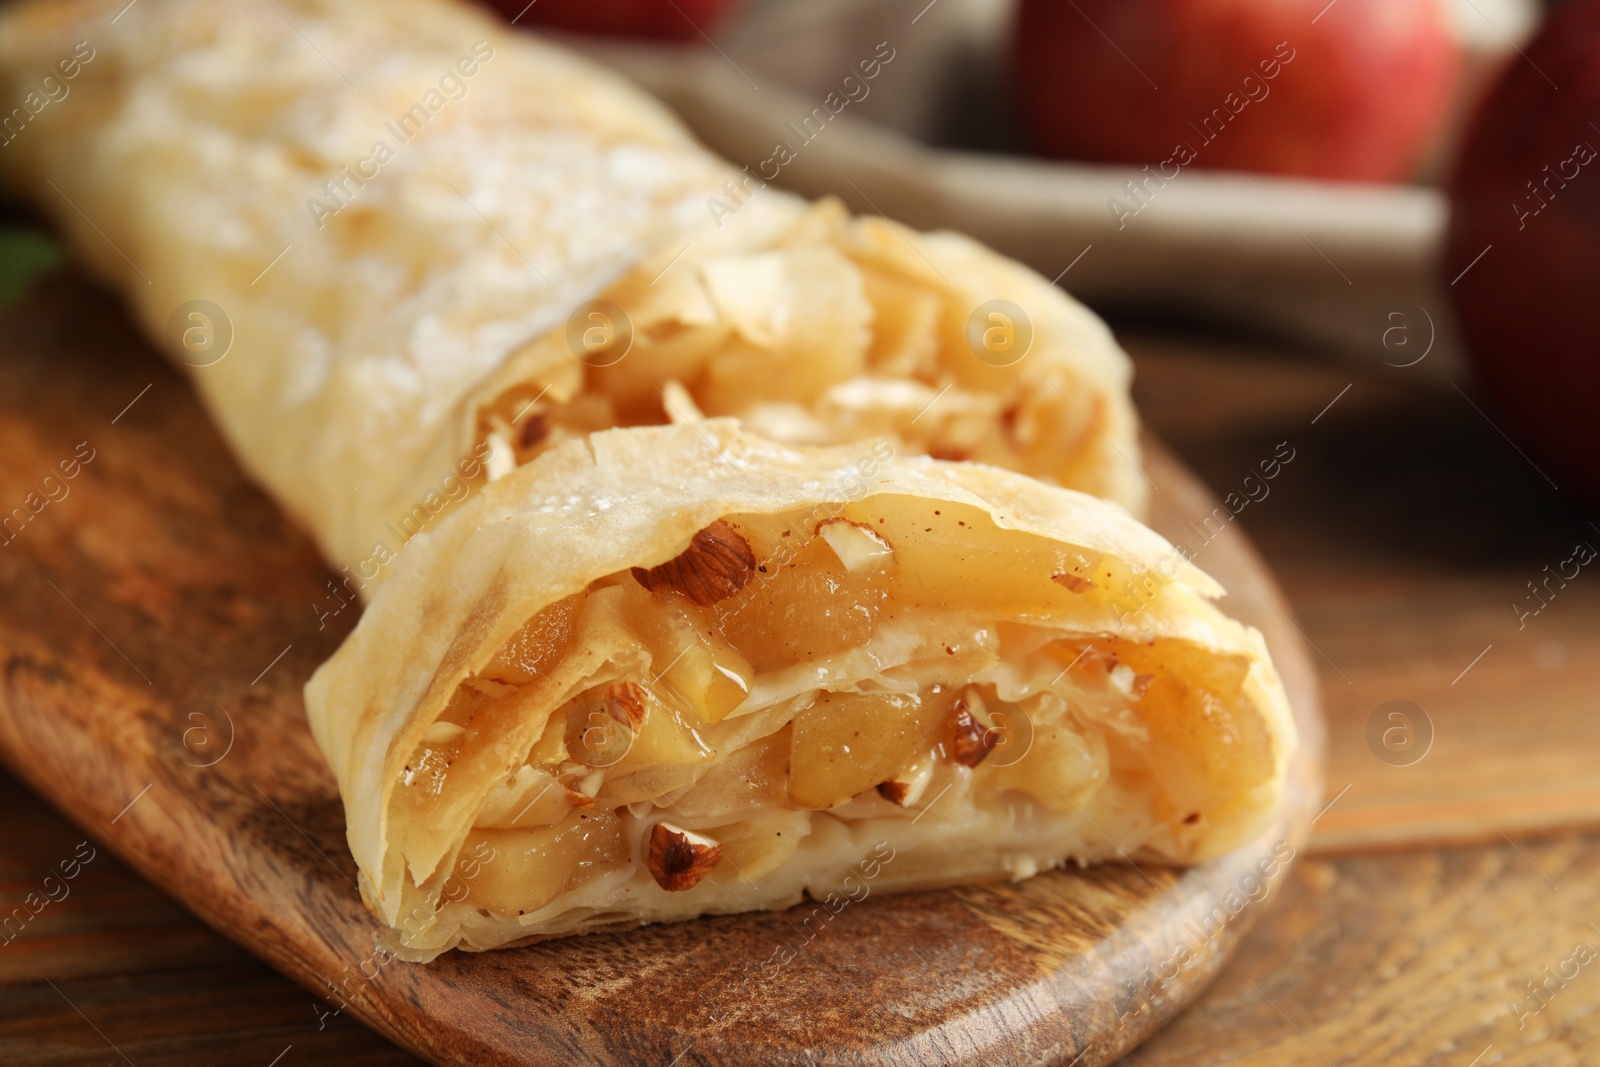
[4,324,1597,1067]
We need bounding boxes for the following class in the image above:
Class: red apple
[1445,1,1600,501]
[1012,0,1461,181]
[483,0,743,41]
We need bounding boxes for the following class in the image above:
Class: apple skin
[483,0,742,41]
[1012,0,1460,181]
[1446,1,1600,502]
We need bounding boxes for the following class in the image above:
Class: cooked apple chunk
[306,423,1294,959]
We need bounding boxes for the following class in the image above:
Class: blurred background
[495,0,1545,376]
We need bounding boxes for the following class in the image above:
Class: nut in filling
[403,498,1278,934]
[648,823,722,891]
[631,520,757,606]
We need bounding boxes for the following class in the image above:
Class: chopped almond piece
[949,688,999,768]
[518,411,550,450]
[632,520,756,606]
[647,823,721,891]
[566,682,649,767]
[604,681,648,727]
[1108,664,1154,699]
[562,784,596,810]
[877,757,936,807]
[484,431,515,482]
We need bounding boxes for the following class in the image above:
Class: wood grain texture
[0,773,417,1066]
[1121,828,1600,1067]
[14,762,1600,1067]
[0,275,1323,1067]
[1125,335,1600,853]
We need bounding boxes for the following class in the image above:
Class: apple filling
[471,205,1137,510]
[393,495,1276,936]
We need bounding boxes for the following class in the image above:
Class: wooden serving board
[0,275,1324,1067]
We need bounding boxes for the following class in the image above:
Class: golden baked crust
[306,422,1292,957]
[0,0,1144,592]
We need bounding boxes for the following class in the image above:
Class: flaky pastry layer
[0,0,1144,593]
[306,422,1292,957]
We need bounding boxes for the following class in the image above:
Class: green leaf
[0,226,64,305]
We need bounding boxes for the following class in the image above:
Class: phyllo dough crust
[0,0,1144,594]
[306,422,1293,958]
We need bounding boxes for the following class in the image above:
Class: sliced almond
[1005,855,1040,881]
[661,380,706,424]
[631,520,756,606]
[421,721,466,745]
[484,430,516,482]
[647,822,721,892]
[949,688,998,768]
[463,676,517,699]
[816,518,895,572]
[1108,663,1154,700]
